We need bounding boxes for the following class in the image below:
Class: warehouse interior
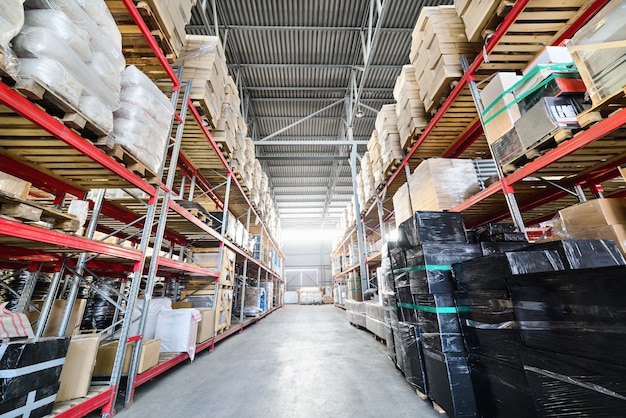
[1,0,626,417]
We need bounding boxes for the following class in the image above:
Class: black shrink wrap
[416,294,465,354]
[422,348,478,418]
[393,272,418,324]
[0,337,70,402]
[0,382,60,418]
[521,347,626,417]
[480,241,529,256]
[529,239,625,269]
[405,243,482,294]
[399,211,467,247]
[455,291,524,365]
[453,249,565,292]
[398,321,427,393]
[507,265,626,366]
[468,354,537,418]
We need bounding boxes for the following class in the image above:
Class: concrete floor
[117,305,443,418]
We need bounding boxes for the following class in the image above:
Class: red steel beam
[157,256,219,277]
[120,0,180,91]
[0,83,156,196]
[0,218,142,260]
[55,388,115,418]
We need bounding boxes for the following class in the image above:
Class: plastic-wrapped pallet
[0,0,25,80]
[212,76,240,155]
[155,308,201,361]
[408,158,481,212]
[367,130,384,188]
[114,65,174,174]
[20,0,125,133]
[393,65,429,150]
[175,35,228,126]
[410,6,479,113]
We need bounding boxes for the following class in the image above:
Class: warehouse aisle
[117,305,442,418]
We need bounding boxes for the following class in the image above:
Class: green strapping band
[482,63,579,126]
[397,302,471,314]
[383,306,398,311]
[392,265,452,274]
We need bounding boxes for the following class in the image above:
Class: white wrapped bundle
[80,95,113,133]
[75,0,122,49]
[114,66,174,174]
[24,9,90,62]
[17,57,83,106]
[0,0,25,79]
[24,0,125,70]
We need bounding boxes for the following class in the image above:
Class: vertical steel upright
[239,208,251,322]
[124,78,192,407]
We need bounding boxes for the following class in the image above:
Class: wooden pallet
[416,389,429,401]
[47,385,111,416]
[14,77,115,148]
[0,192,81,232]
[577,87,626,129]
[500,127,573,174]
[134,1,180,62]
[382,157,403,178]
[106,144,160,183]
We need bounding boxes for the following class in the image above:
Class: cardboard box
[93,339,161,375]
[26,299,87,337]
[195,308,216,342]
[559,198,626,230]
[480,72,522,144]
[56,334,100,401]
[523,46,573,75]
[172,301,193,309]
[0,171,31,199]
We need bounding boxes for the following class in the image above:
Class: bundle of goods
[114,65,174,174]
[375,104,403,174]
[19,0,126,134]
[0,0,24,80]
[393,65,429,150]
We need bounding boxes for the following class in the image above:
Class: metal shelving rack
[0,1,285,416]
[333,0,626,298]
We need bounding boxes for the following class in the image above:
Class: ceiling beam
[254,140,369,146]
[249,98,392,102]
[247,86,392,92]
[252,116,375,121]
[256,156,350,161]
[187,24,411,32]
[228,63,400,70]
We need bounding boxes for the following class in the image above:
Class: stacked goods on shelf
[244,286,265,316]
[212,76,242,157]
[364,301,386,340]
[453,239,625,417]
[541,198,626,255]
[93,338,160,375]
[114,65,174,174]
[0,335,71,417]
[566,0,626,107]
[56,334,100,401]
[18,0,126,134]
[454,0,510,43]
[360,152,376,206]
[139,0,196,59]
[375,104,403,176]
[155,308,201,360]
[175,35,227,126]
[409,6,479,113]
[481,47,586,170]
[345,299,366,327]
[392,158,481,226]
[367,130,384,188]
[393,65,429,151]
[298,287,323,305]
[260,281,274,311]
[0,1,24,80]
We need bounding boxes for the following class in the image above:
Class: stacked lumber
[139,0,196,59]
[407,158,480,216]
[175,35,228,126]
[455,0,511,43]
[360,152,376,207]
[212,76,241,156]
[375,104,403,175]
[393,65,429,151]
[409,6,479,113]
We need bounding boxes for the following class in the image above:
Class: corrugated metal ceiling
[188,0,453,227]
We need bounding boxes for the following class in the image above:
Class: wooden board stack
[367,130,384,189]
[360,151,376,207]
[392,182,413,227]
[407,158,481,212]
[393,65,429,151]
[175,35,228,126]
[455,0,510,43]
[375,104,403,176]
[140,0,196,59]
[212,76,242,157]
[410,6,479,113]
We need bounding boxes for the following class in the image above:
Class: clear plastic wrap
[80,95,113,134]
[90,51,121,95]
[74,0,122,50]
[0,1,25,80]
[24,9,90,62]
[24,0,125,71]
[13,26,120,110]
[18,57,83,106]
